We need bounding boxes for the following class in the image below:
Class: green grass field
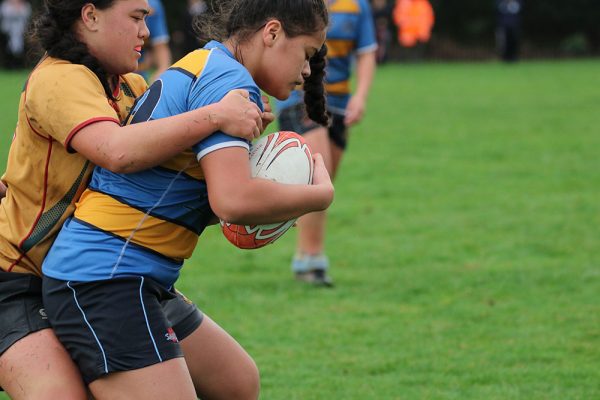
[1,60,599,399]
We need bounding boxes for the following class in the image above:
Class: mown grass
[1,59,599,399]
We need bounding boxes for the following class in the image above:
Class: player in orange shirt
[0,0,272,398]
[393,0,434,47]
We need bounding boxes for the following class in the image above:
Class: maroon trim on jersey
[9,138,53,272]
[64,117,121,154]
[7,253,25,272]
[109,76,123,115]
[25,111,50,140]
[112,77,122,99]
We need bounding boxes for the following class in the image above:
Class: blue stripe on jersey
[43,218,182,287]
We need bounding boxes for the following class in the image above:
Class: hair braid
[303,44,329,126]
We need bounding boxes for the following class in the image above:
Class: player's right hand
[217,89,263,141]
[311,153,334,209]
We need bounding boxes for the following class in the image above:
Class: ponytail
[304,44,329,126]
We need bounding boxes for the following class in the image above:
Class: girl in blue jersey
[41,1,332,399]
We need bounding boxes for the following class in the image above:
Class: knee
[223,358,260,400]
[200,357,259,400]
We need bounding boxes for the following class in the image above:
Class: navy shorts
[0,270,50,357]
[42,275,203,383]
[278,103,349,150]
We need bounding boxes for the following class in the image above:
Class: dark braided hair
[30,0,118,100]
[304,44,329,126]
[193,0,330,125]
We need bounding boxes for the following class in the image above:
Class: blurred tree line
[162,0,600,57]
[431,0,599,56]
[24,0,599,58]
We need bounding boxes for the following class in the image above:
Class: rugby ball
[221,131,313,249]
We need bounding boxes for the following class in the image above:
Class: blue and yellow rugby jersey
[43,41,263,288]
[276,0,377,115]
[0,56,147,276]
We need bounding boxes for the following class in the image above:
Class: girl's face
[84,0,150,75]
[256,24,327,100]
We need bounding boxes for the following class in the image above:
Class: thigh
[327,113,349,178]
[161,288,204,341]
[277,103,321,135]
[43,275,184,385]
[302,126,333,173]
[181,315,259,400]
[0,329,88,400]
[89,358,196,400]
[0,270,86,399]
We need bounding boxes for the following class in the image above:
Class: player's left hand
[261,95,275,131]
[344,95,366,126]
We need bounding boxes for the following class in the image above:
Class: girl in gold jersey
[0,0,273,399]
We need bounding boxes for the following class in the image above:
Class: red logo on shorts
[165,327,178,343]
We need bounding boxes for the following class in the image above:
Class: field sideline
[1,60,599,399]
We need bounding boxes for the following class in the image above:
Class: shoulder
[28,58,104,97]
[330,0,362,14]
[203,49,256,92]
[174,48,255,89]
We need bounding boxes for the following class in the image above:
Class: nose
[140,20,150,39]
[301,60,311,79]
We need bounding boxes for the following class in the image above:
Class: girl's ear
[81,3,100,31]
[263,19,283,47]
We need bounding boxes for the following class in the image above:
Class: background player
[276,0,377,286]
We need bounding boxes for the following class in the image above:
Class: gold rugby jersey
[0,56,147,275]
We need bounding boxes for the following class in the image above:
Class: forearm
[214,178,333,225]
[353,51,377,101]
[72,104,223,174]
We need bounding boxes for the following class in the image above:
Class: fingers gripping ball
[221,131,314,249]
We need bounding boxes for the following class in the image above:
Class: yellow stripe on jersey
[74,190,198,260]
[160,149,205,180]
[325,80,350,95]
[329,0,360,13]
[326,39,355,58]
[171,49,210,77]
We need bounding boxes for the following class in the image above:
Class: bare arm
[70,89,264,174]
[201,147,334,225]
[344,50,377,126]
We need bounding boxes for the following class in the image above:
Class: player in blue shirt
[276,0,377,286]
[41,1,332,398]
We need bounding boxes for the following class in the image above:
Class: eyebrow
[134,8,151,15]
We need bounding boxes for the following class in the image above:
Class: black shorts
[278,103,349,150]
[0,270,50,356]
[42,275,203,384]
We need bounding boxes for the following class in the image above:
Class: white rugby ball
[221,131,313,249]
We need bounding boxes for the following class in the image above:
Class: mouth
[134,46,143,53]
